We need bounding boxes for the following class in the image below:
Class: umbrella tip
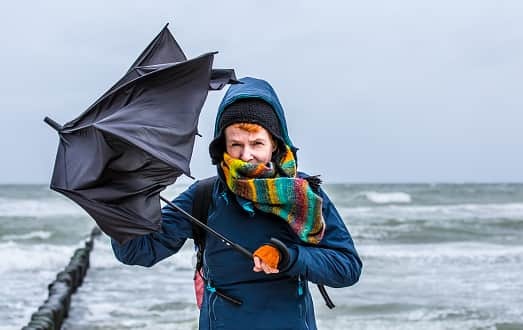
[44,116,63,132]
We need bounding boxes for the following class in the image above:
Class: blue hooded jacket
[112,77,362,330]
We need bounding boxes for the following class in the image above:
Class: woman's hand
[253,255,279,274]
[253,244,280,274]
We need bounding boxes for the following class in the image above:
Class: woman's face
[224,125,275,164]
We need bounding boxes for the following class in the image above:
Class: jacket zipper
[298,275,310,330]
[297,275,304,296]
[209,289,218,321]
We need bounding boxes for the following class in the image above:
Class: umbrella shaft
[159,195,252,259]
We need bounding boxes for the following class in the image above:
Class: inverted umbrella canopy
[46,24,237,244]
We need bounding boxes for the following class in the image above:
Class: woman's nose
[240,146,253,162]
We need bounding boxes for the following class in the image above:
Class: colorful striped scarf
[220,145,325,244]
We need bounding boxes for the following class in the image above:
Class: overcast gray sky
[1,1,522,183]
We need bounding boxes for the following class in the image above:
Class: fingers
[253,256,279,274]
[253,256,262,272]
[263,262,279,274]
[253,245,280,269]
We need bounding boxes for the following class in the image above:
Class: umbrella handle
[266,237,290,270]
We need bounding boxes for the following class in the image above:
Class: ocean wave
[0,197,86,217]
[364,192,412,204]
[2,231,52,241]
[0,183,192,218]
[318,313,511,330]
[359,242,523,261]
[0,241,78,273]
[341,203,523,222]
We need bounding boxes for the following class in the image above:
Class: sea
[1,183,522,330]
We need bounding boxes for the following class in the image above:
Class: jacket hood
[213,77,296,152]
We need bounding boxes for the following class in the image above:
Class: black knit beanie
[209,98,285,164]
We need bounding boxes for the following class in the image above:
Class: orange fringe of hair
[230,123,278,147]
[230,122,263,133]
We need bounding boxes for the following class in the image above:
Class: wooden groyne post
[22,227,102,330]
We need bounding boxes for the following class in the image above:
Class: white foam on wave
[365,192,412,204]
[0,197,86,217]
[0,241,77,273]
[62,235,199,329]
[316,314,503,330]
[0,183,192,218]
[360,242,523,261]
[342,203,523,222]
[2,231,52,241]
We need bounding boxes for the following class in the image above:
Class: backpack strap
[192,176,218,271]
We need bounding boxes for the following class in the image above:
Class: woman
[112,77,362,330]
